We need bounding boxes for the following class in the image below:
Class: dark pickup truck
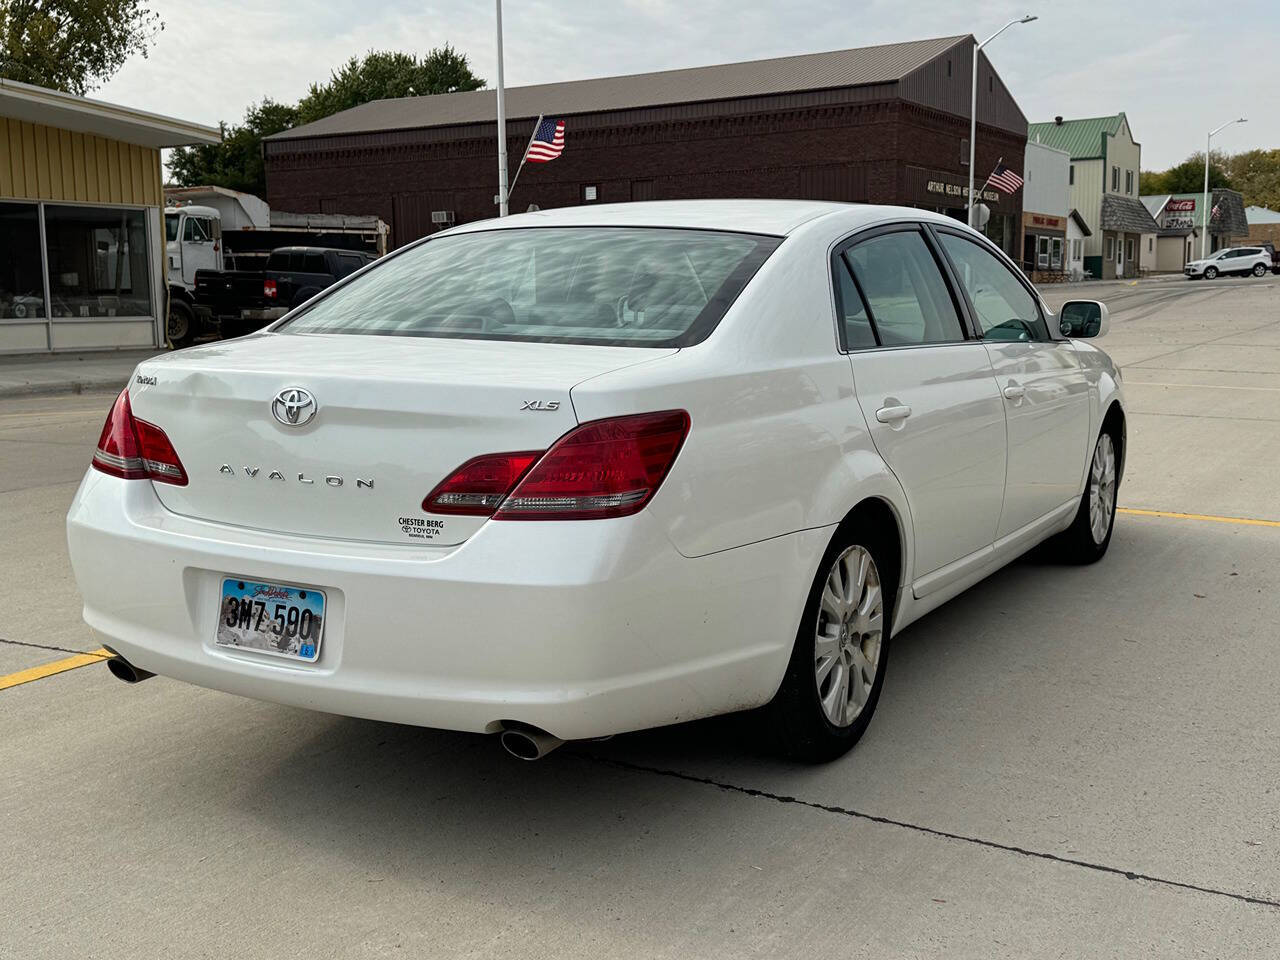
[194,246,378,338]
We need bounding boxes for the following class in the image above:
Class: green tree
[168,99,299,197]
[0,0,162,95]
[1140,152,1233,195]
[296,47,483,126]
[168,48,483,198]
[1223,149,1280,211]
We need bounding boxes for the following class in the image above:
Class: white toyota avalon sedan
[67,200,1125,762]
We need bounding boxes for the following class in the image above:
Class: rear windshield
[278,227,781,347]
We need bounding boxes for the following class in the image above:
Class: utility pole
[495,0,509,217]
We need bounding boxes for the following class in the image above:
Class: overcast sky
[98,0,1278,171]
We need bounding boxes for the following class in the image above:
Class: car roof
[443,199,959,238]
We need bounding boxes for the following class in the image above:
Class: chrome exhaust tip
[106,656,154,684]
[499,725,565,761]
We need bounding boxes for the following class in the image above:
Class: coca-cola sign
[1166,199,1196,212]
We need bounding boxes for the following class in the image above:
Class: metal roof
[1027,114,1127,160]
[1247,205,1280,224]
[0,78,220,148]
[268,35,970,142]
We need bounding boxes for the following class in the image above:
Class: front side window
[843,231,965,346]
[938,232,1047,342]
[281,227,780,347]
[182,217,210,242]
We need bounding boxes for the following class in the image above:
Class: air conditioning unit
[431,210,455,225]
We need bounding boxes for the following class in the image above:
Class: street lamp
[1201,117,1246,260]
[967,16,1037,228]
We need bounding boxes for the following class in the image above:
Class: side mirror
[1058,300,1110,339]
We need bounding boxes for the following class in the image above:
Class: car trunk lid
[129,333,676,545]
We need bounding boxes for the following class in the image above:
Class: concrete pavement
[4,274,1280,958]
[0,349,162,399]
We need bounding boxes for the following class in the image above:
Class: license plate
[216,578,326,662]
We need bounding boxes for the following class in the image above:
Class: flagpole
[495,0,509,217]
[507,113,542,202]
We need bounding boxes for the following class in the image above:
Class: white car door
[839,225,1007,582]
[933,228,1092,541]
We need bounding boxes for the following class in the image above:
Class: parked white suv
[67,201,1125,763]
[1184,246,1272,279]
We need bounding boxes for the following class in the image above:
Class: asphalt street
[3,274,1280,958]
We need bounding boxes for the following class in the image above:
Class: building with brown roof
[264,35,1029,257]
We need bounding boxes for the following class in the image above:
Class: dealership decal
[398,516,445,540]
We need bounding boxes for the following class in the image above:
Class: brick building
[264,35,1028,256]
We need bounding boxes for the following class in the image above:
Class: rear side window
[937,233,1048,342]
[280,227,781,347]
[303,253,326,273]
[266,252,289,271]
[832,260,876,349]
[336,253,365,277]
[844,231,965,346]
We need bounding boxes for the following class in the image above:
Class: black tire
[1048,425,1121,564]
[1253,263,1267,278]
[1204,266,1218,280]
[167,300,195,349]
[766,520,896,762]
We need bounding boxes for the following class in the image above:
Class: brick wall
[266,99,1024,249]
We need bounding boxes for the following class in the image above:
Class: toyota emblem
[271,387,317,426]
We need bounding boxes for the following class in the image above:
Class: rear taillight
[422,451,542,515]
[503,410,689,520]
[424,411,689,520]
[263,279,277,299]
[91,390,188,486]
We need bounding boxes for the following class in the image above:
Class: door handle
[875,404,912,423]
[1002,383,1026,402]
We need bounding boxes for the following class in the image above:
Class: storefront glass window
[0,202,46,320]
[43,205,151,319]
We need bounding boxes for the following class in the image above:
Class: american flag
[525,117,566,163]
[988,161,1024,193]
[1211,202,1221,220]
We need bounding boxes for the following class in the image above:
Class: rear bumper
[66,472,828,740]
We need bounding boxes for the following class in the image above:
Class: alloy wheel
[1089,433,1117,544]
[814,545,884,727]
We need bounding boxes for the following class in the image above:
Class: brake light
[422,451,542,515]
[496,410,689,520]
[91,390,188,485]
[263,279,277,299]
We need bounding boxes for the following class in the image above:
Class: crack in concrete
[587,754,1280,911]
[0,636,98,656]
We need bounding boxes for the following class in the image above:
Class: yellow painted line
[1118,507,1280,529]
[0,647,113,691]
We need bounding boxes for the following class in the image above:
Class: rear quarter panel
[570,221,914,571]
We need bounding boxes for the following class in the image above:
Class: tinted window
[280,227,780,347]
[303,253,326,273]
[336,253,365,277]
[843,231,964,346]
[266,252,289,271]
[832,260,876,349]
[938,233,1047,342]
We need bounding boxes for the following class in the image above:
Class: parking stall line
[0,648,113,692]
[1118,508,1280,529]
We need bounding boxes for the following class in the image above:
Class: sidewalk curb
[0,375,133,400]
